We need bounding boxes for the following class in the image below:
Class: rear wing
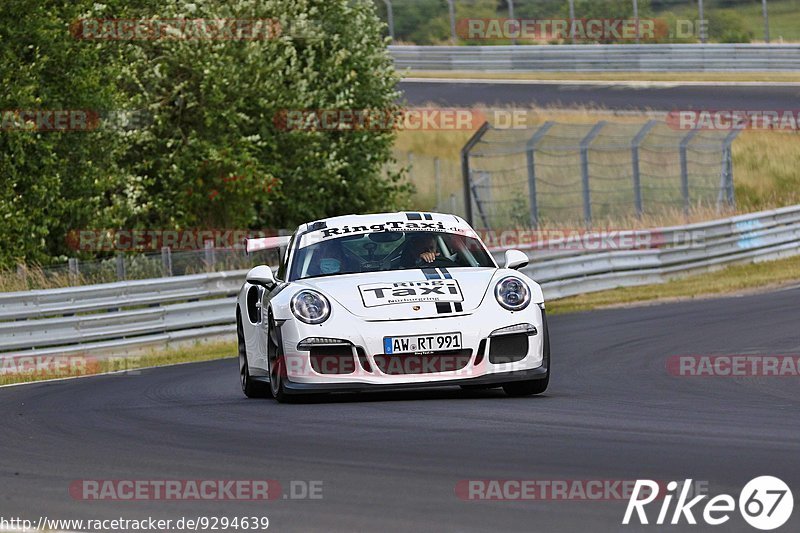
[244,235,291,255]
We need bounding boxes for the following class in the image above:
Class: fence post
[383,0,395,42]
[68,258,79,284]
[680,128,701,215]
[631,120,658,219]
[446,0,456,44]
[698,0,707,43]
[762,0,770,43]
[204,240,216,272]
[719,128,741,209]
[470,171,492,230]
[116,254,126,281]
[506,0,515,45]
[580,121,607,228]
[526,121,555,228]
[461,121,491,225]
[16,263,27,286]
[161,246,173,277]
[434,157,441,211]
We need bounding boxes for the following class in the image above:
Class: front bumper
[282,365,548,394]
[276,302,547,393]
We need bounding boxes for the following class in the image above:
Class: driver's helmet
[316,241,344,275]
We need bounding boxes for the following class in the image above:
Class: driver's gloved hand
[417,252,440,264]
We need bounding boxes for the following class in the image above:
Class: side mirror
[503,249,529,270]
[246,265,276,287]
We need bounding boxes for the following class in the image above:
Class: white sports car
[236,212,550,402]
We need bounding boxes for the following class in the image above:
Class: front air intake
[309,346,357,375]
[488,333,529,364]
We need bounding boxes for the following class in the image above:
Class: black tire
[267,310,297,403]
[502,309,550,397]
[238,311,271,399]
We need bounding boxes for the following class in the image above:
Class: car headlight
[494,276,531,311]
[291,290,331,324]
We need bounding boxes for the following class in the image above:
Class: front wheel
[267,311,298,403]
[238,312,271,399]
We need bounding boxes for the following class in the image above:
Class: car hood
[295,268,498,321]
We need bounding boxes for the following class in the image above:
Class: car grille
[372,349,472,375]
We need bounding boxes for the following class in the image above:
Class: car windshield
[289,231,495,281]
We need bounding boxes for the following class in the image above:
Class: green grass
[548,254,800,314]
[654,0,800,43]
[0,340,236,386]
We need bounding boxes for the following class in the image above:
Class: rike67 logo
[623,477,793,530]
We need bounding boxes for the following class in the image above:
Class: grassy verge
[404,71,800,83]
[0,340,236,386]
[548,254,800,315]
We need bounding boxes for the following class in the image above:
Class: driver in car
[400,233,440,267]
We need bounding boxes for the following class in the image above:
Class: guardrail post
[116,254,126,281]
[680,128,701,215]
[631,120,658,219]
[580,121,607,227]
[68,258,79,284]
[526,121,555,228]
[161,246,173,277]
[461,121,491,224]
[718,128,741,209]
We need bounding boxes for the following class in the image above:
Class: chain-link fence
[375,0,795,45]
[461,120,739,229]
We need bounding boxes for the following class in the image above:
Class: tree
[0,0,127,266]
[111,0,409,232]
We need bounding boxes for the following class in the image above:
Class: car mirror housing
[503,250,529,270]
[246,265,276,287]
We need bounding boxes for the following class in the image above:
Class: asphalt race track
[400,79,800,111]
[2,286,799,532]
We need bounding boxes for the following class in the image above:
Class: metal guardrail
[1,205,799,358]
[0,271,246,358]
[390,44,800,72]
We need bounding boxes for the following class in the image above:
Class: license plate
[383,333,462,355]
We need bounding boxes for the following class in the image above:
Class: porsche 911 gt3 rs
[237,212,550,402]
